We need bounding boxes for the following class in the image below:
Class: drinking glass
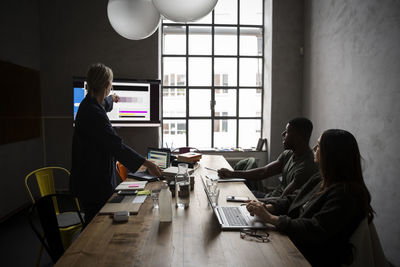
[151,190,160,208]
[209,188,220,207]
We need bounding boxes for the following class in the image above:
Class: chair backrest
[28,194,84,263]
[116,161,128,181]
[25,167,71,214]
[234,157,258,171]
[234,157,261,191]
[345,218,388,267]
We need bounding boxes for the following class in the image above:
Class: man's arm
[218,160,282,181]
[280,180,297,197]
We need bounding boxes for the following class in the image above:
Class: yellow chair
[25,167,83,265]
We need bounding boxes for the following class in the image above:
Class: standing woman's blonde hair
[86,63,113,97]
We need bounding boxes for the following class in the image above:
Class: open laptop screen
[147,147,171,169]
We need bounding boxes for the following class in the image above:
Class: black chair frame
[28,193,85,263]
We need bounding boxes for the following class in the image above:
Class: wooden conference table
[55,155,310,267]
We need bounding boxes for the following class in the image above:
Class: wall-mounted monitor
[73,78,160,126]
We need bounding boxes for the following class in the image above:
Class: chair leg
[35,243,44,267]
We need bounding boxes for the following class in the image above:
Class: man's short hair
[288,117,313,143]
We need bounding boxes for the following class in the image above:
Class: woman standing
[246,129,374,266]
[70,63,162,225]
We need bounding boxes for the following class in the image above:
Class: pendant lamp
[107,0,161,40]
[152,0,218,22]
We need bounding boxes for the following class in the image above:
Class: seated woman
[246,129,374,267]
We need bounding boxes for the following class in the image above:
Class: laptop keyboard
[221,207,248,226]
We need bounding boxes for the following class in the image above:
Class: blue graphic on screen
[73,87,85,119]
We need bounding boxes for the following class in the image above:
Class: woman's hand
[112,93,120,103]
[217,168,234,179]
[246,200,279,226]
[143,160,162,177]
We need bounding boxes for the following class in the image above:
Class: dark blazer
[270,173,365,267]
[70,95,145,209]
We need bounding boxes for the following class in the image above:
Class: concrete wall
[0,0,43,219]
[264,0,305,162]
[303,0,400,265]
[0,0,159,219]
[39,0,160,187]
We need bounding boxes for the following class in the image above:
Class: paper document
[132,195,147,204]
[206,174,246,182]
[217,178,246,182]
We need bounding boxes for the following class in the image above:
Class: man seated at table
[218,117,318,199]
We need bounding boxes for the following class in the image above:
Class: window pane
[162,18,177,24]
[163,57,186,86]
[163,88,186,117]
[239,89,261,117]
[163,26,186,54]
[163,119,186,148]
[214,0,237,25]
[191,12,212,24]
[162,11,212,24]
[214,119,236,148]
[189,58,211,86]
[215,89,236,116]
[189,120,211,149]
[214,58,237,86]
[239,119,261,149]
[215,27,237,55]
[239,58,262,86]
[189,26,212,55]
[240,0,263,25]
[240,28,263,56]
[189,89,211,116]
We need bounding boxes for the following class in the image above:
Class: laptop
[147,147,171,169]
[128,147,171,181]
[201,177,267,230]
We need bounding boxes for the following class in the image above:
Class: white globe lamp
[152,0,218,22]
[107,0,161,40]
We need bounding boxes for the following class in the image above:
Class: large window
[162,0,264,150]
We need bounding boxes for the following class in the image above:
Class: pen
[205,167,218,172]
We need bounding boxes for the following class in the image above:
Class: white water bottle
[159,181,172,222]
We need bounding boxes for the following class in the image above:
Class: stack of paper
[162,166,194,180]
[177,152,202,163]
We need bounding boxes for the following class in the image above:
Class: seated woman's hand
[246,201,278,225]
[217,168,234,178]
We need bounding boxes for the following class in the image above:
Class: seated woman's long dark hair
[319,129,374,221]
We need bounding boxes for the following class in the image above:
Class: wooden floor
[0,207,53,267]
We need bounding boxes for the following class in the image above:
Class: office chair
[234,157,263,192]
[116,161,128,181]
[24,167,84,265]
[28,193,85,263]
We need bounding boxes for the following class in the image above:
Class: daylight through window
[162,0,264,150]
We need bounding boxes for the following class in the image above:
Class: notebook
[99,195,143,215]
[201,177,267,230]
[115,181,147,191]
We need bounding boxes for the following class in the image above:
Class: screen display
[107,82,150,121]
[147,148,170,169]
[73,78,160,124]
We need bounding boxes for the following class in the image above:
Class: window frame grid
[161,0,264,149]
